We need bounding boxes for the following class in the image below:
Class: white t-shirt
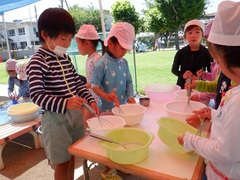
[183,84,240,179]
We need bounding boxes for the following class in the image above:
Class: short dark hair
[38,8,76,44]
[207,41,240,73]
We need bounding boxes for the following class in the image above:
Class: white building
[0,20,39,51]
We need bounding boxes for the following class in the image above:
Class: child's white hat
[5,59,17,70]
[184,19,204,32]
[75,24,99,40]
[104,22,135,50]
[208,1,240,46]
[15,61,28,80]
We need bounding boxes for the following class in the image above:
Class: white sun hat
[208,1,240,46]
[75,24,100,40]
[104,22,135,50]
[15,61,28,80]
[184,19,204,32]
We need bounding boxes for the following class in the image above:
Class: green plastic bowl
[157,117,202,153]
[99,128,154,164]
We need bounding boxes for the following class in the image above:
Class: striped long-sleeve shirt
[26,48,95,114]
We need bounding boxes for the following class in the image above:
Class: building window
[20,41,27,49]
[18,28,25,35]
[8,29,15,37]
[33,27,37,34]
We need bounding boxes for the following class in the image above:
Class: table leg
[83,159,90,180]
[0,143,6,170]
[29,131,41,149]
[82,159,100,180]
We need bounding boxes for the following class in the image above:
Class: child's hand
[184,80,196,89]
[183,70,193,79]
[66,96,86,110]
[127,98,136,104]
[178,135,184,146]
[9,92,19,100]
[104,91,117,102]
[186,107,211,127]
[190,94,200,102]
[196,69,206,79]
[197,107,211,122]
[186,113,201,128]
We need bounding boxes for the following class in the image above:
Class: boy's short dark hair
[38,8,76,44]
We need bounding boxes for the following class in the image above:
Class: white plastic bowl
[112,104,146,126]
[163,100,206,121]
[7,102,40,123]
[175,89,199,101]
[143,84,181,103]
[87,116,126,136]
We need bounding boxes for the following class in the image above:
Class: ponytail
[99,39,106,55]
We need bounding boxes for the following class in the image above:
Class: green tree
[143,0,172,48]
[111,0,141,33]
[155,0,206,50]
[69,5,104,32]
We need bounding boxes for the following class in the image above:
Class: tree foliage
[69,5,103,32]
[154,0,206,49]
[111,0,141,33]
[144,8,166,34]
[155,0,206,30]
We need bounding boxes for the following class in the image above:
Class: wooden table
[69,101,208,180]
[0,107,41,170]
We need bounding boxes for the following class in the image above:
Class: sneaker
[101,168,123,180]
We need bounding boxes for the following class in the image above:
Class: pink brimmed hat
[184,19,204,32]
[104,22,135,50]
[75,24,99,40]
[6,59,17,71]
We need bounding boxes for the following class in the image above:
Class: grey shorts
[41,109,84,165]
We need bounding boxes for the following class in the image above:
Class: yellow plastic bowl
[99,128,154,164]
[157,117,203,153]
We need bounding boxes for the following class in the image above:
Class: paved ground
[0,84,145,180]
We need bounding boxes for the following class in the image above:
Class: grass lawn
[0,50,178,94]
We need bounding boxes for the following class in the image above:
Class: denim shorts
[41,109,84,165]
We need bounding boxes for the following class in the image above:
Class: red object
[0,56,2,63]
[209,161,229,180]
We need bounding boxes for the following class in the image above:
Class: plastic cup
[12,99,18,104]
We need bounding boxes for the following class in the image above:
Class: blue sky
[0,0,232,22]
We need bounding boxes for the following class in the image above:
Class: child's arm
[195,76,218,93]
[17,80,29,99]
[92,87,116,102]
[8,77,14,97]
[171,51,183,78]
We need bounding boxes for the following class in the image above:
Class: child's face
[43,32,73,50]
[75,38,88,56]
[108,40,128,59]
[7,70,17,78]
[185,27,203,46]
[214,53,240,84]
